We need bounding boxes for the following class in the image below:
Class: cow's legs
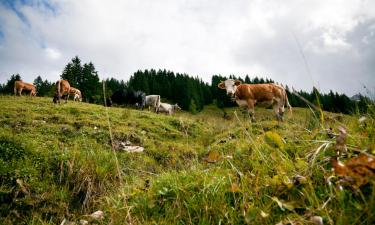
[248,107,255,122]
[273,102,284,121]
[279,105,285,121]
[246,99,256,122]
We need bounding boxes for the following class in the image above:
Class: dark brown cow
[218,79,292,121]
[14,80,37,96]
[53,80,71,104]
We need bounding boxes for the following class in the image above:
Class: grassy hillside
[0,96,374,224]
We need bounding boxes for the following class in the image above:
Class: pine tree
[33,76,44,96]
[189,99,198,114]
[81,62,101,103]
[245,75,251,83]
[34,76,54,96]
[61,56,82,88]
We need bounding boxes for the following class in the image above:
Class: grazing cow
[14,80,37,96]
[69,87,82,102]
[110,89,146,109]
[218,79,292,121]
[158,103,181,115]
[53,80,71,104]
[145,95,161,112]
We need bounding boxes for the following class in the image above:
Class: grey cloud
[0,0,374,97]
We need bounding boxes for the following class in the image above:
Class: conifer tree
[61,56,82,88]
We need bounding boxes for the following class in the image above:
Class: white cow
[145,95,161,112]
[158,103,181,115]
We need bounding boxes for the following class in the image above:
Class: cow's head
[31,89,37,96]
[217,79,242,97]
[174,104,181,111]
[76,93,82,102]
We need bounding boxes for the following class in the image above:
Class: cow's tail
[284,90,292,115]
[57,80,61,102]
[14,83,17,95]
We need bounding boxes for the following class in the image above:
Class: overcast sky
[0,0,374,96]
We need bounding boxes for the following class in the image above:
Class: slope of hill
[0,96,374,224]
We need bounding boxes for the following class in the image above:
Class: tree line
[0,56,372,114]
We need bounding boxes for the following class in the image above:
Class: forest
[0,56,372,114]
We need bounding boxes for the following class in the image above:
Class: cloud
[44,47,61,60]
[0,0,374,96]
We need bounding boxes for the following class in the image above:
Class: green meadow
[0,96,374,224]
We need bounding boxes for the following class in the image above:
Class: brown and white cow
[218,79,292,121]
[69,87,82,102]
[14,80,37,96]
[53,80,71,104]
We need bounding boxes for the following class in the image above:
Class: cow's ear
[218,82,225,89]
[234,80,242,86]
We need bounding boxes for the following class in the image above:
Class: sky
[0,0,374,96]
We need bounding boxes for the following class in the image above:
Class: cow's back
[237,83,283,102]
[158,103,171,113]
[14,80,36,92]
[56,80,71,95]
[146,95,160,107]
[69,87,77,94]
[14,80,23,89]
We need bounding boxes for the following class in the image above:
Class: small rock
[260,210,269,218]
[141,130,147,134]
[123,146,144,153]
[60,219,76,225]
[120,142,126,148]
[61,126,69,133]
[79,220,88,225]
[90,210,104,220]
[311,216,323,225]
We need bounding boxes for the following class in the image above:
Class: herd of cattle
[13,79,182,115]
[13,79,292,120]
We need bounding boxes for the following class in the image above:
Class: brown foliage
[332,153,375,188]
